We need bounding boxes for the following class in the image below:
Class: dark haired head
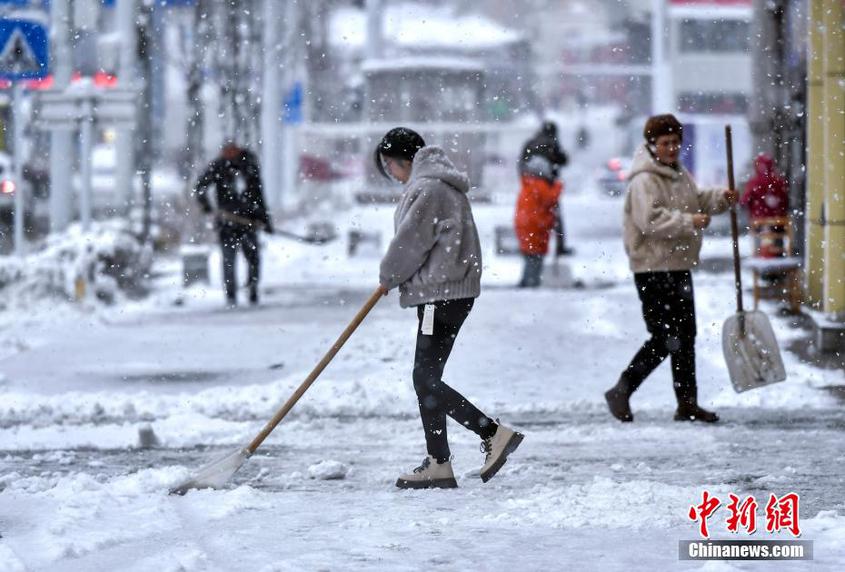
[541,121,558,138]
[374,127,426,179]
[643,114,683,143]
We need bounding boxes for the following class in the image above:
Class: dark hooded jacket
[195,149,272,229]
[519,123,569,179]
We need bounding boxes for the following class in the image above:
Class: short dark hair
[374,127,426,179]
[541,120,558,138]
[643,114,683,143]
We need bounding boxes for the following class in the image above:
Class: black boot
[673,384,719,423]
[604,377,634,422]
[674,404,719,423]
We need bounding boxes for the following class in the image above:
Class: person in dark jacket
[375,127,524,490]
[520,121,569,175]
[519,121,572,255]
[195,142,273,306]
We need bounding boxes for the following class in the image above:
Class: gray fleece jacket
[379,146,482,308]
[623,144,730,273]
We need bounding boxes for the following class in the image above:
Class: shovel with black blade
[721,125,787,392]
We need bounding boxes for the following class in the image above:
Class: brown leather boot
[604,378,634,422]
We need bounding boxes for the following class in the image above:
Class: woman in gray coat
[375,127,523,489]
[604,115,737,424]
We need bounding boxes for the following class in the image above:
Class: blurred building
[321,1,535,123]
[480,0,652,115]
[667,0,752,114]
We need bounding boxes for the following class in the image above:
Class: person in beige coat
[604,114,737,423]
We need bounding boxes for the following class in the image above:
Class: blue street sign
[283,82,303,125]
[0,1,48,9]
[0,18,48,80]
[103,0,196,7]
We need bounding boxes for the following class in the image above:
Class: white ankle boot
[396,455,458,489]
[479,424,524,483]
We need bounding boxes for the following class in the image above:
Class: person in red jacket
[514,155,563,287]
[741,154,789,258]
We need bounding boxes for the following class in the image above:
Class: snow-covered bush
[0,221,152,308]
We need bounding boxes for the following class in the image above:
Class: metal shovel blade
[542,258,574,289]
[722,311,787,393]
[169,447,251,495]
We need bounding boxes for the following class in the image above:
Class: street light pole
[115,0,137,218]
[78,92,94,231]
[12,82,25,255]
[137,2,153,242]
[650,0,672,113]
[48,0,74,232]
[261,0,282,209]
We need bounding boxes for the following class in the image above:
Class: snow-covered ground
[1,189,843,570]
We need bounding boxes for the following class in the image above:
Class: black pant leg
[620,272,672,389]
[519,254,544,287]
[241,230,261,293]
[219,227,240,301]
[667,271,698,406]
[622,271,699,404]
[412,298,495,462]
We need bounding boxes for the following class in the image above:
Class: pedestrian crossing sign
[0,18,48,80]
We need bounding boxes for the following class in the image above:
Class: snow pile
[0,221,152,309]
[0,372,415,450]
[307,460,349,480]
[0,468,183,566]
[485,478,731,529]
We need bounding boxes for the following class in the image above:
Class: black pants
[413,298,496,463]
[219,225,260,302]
[621,271,698,406]
[519,254,544,288]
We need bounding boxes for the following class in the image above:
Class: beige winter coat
[623,144,729,273]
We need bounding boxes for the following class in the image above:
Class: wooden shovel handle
[725,125,744,315]
[246,285,387,454]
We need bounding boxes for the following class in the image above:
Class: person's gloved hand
[263,220,274,234]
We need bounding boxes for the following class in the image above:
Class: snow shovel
[217,210,337,244]
[543,254,574,289]
[169,285,386,495]
[721,125,786,393]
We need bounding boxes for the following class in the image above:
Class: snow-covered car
[0,151,33,224]
[597,157,632,197]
